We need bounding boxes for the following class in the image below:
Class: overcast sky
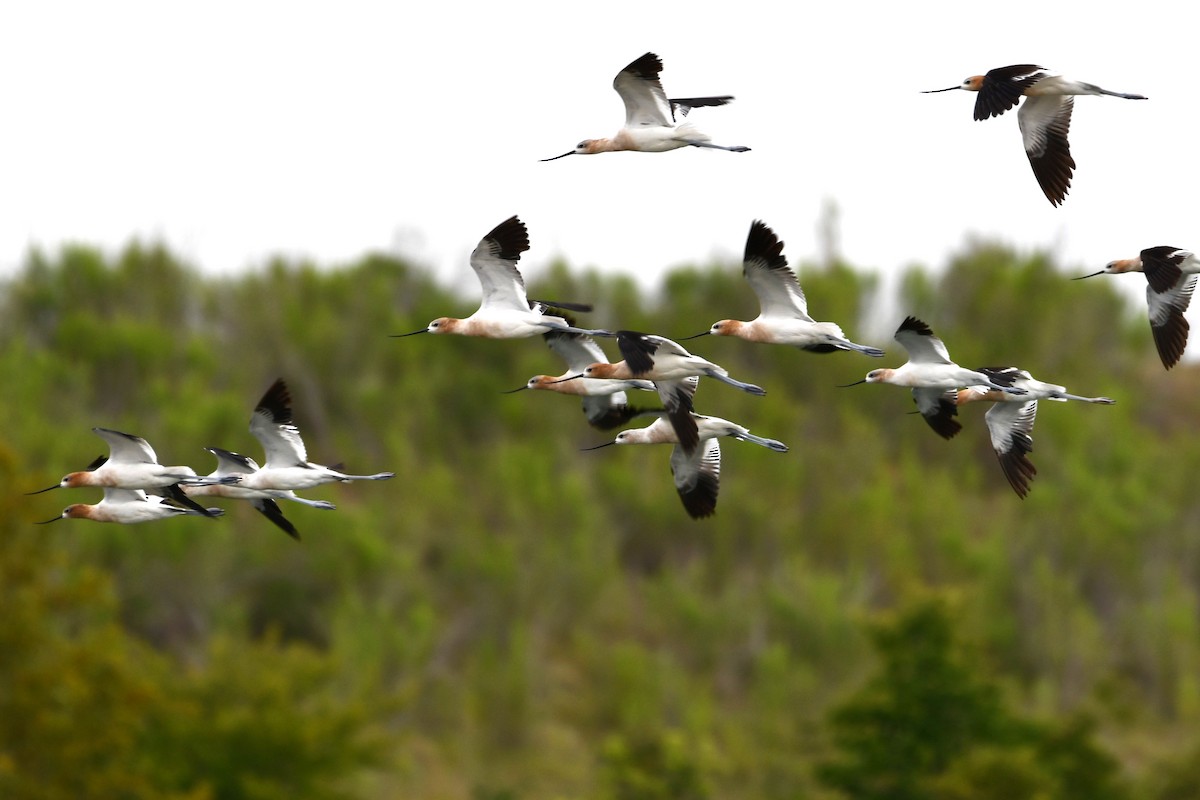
[3,1,1191,313]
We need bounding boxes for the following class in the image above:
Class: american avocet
[956,367,1115,498]
[541,52,750,160]
[393,216,604,339]
[683,220,883,356]
[184,447,339,541]
[585,414,787,519]
[28,427,233,517]
[572,331,766,453]
[1074,247,1200,369]
[924,65,1147,206]
[506,328,660,429]
[37,487,224,525]
[841,317,1026,439]
[232,379,394,492]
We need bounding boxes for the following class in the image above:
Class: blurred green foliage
[817,599,1128,800]
[2,238,1199,798]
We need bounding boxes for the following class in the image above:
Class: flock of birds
[30,379,394,538]
[30,53,1199,526]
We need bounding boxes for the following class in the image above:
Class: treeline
[2,240,1199,799]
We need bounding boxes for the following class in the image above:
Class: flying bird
[841,317,1026,439]
[542,52,750,160]
[394,216,604,339]
[506,328,660,429]
[924,64,1146,205]
[684,220,883,356]
[585,414,787,519]
[1074,246,1199,369]
[231,379,395,492]
[183,446,339,541]
[575,331,766,453]
[28,427,233,517]
[956,367,1115,498]
[37,487,224,525]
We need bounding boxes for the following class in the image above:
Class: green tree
[816,599,1023,800]
[817,599,1130,800]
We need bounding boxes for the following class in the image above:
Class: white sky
[1,1,1192,309]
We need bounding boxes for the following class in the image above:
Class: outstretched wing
[1147,275,1197,369]
[975,64,1048,120]
[983,400,1038,498]
[93,427,158,464]
[913,387,962,440]
[743,220,811,321]
[1019,95,1075,206]
[614,52,673,128]
[470,215,532,313]
[670,437,721,519]
[249,378,309,467]
[894,317,953,365]
[1141,246,1194,295]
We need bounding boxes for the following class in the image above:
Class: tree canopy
[3,238,1199,798]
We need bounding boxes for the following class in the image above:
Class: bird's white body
[535,374,655,397]
[723,318,861,348]
[185,448,335,506]
[959,369,1115,407]
[586,331,765,391]
[614,121,709,153]
[42,427,224,492]
[612,414,788,452]
[874,363,994,391]
[542,52,749,160]
[40,487,223,524]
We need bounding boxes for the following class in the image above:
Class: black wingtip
[614,330,660,376]
[83,454,109,471]
[923,397,963,440]
[256,378,293,424]
[587,405,664,431]
[483,216,530,263]
[624,52,663,81]
[254,499,301,541]
[164,483,223,518]
[678,472,719,520]
[667,412,699,456]
[533,299,593,313]
[744,220,788,272]
[898,316,935,337]
[997,433,1036,499]
[1142,247,1189,294]
[1151,312,1190,370]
